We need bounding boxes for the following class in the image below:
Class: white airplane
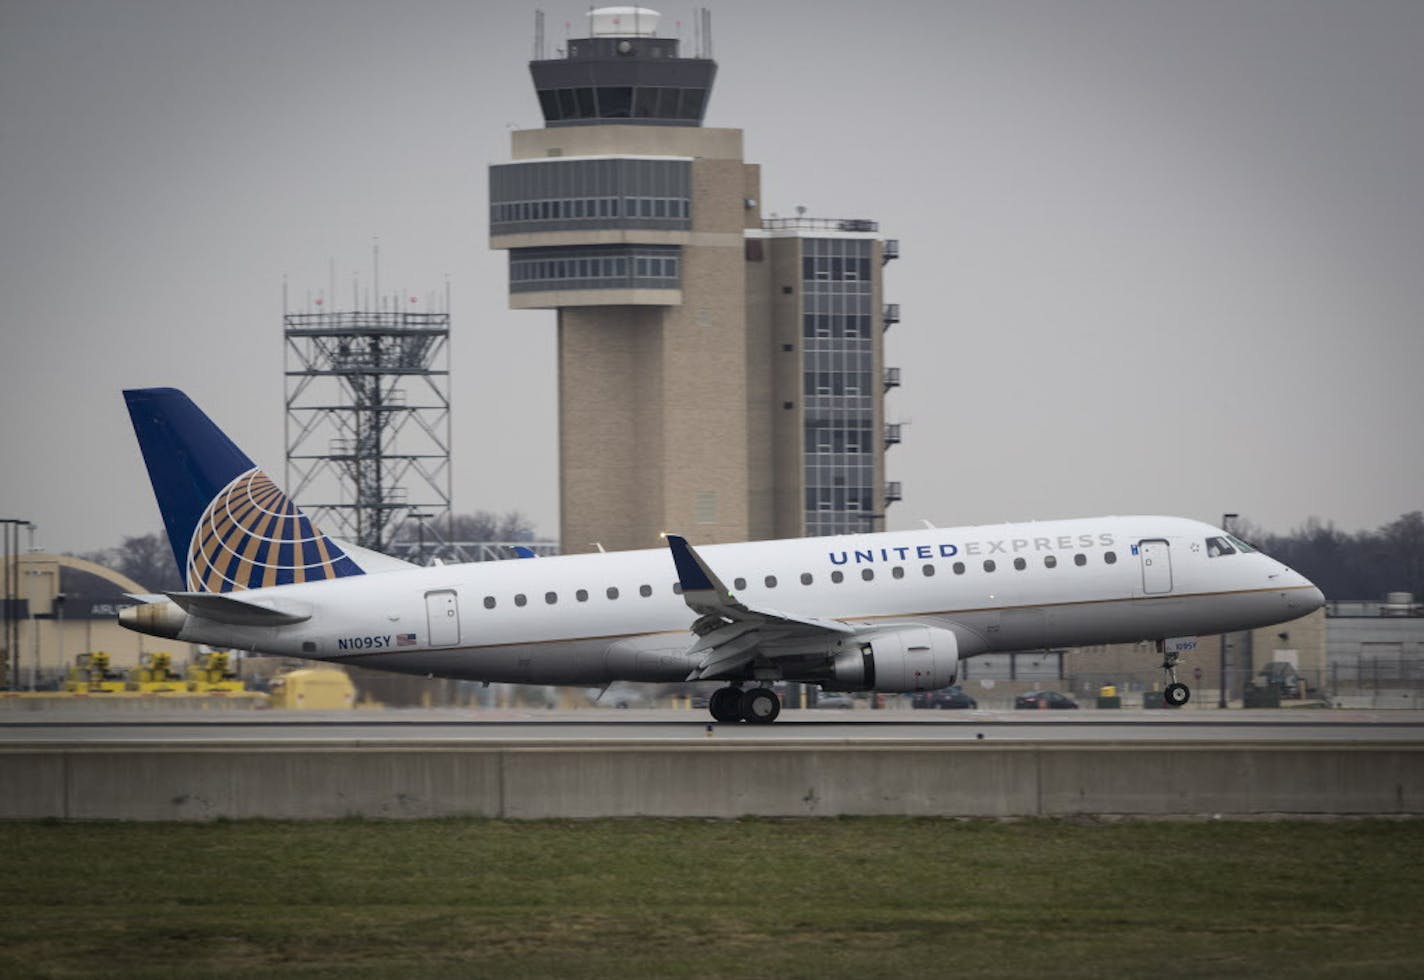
[118,388,1325,723]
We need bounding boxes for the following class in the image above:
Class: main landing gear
[1158,640,1191,708]
[708,685,782,724]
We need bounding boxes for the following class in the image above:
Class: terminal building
[489,7,900,553]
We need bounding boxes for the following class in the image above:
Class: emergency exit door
[425,590,460,646]
[1138,540,1173,595]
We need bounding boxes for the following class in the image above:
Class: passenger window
[861,568,874,581]
[606,586,619,600]
[1104,551,1117,565]
[545,592,557,605]
[831,570,844,584]
[892,566,905,579]
[983,560,996,573]
[576,589,588,602]
[1074,554,1087,567]
[1044,555,1057,569]
[922,564,936,577]
[483,596,496,609]
[515,594,528,607]
[1013,558,1026,571]
[765,575,777,588]
[672,583,683,595]
[639,584,652,597]
[1206,536,1236,558]
[800,572,813,585]
[734,577,747,590]
[953,562,965,575]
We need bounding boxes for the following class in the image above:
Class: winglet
[665,534,736,608]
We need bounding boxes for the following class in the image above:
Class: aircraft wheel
[708,687,743,723]
[740,687,781,724]
[1164,682,1191,708]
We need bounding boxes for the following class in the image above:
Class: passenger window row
[478,551,1121,609]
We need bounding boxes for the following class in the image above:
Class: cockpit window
[1225,533,1257,554]
[1205,536,1236,558]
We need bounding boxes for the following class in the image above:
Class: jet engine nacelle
[826,626,960,693]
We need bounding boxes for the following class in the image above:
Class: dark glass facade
[537,85,709,125]
[530,36,716,128]
[490,158,692,236]
[801,238,877,537]
[509,244,680,293]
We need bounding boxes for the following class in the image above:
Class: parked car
[813,692,855,709]
[1013,690,1079,710]
[912,686,978,710]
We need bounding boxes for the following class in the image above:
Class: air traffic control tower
[491,7,900,552]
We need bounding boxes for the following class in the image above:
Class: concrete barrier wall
[2,741,1420,821]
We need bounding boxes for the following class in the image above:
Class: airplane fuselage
[141,515,1322,688]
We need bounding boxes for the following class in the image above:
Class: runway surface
[4,708,1423,743]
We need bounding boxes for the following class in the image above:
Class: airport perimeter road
[3,708,1424,744]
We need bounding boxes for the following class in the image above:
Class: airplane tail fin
[123,387,366,592]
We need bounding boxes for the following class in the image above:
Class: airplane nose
[1288,582,1325,613]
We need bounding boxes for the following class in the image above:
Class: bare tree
[1248,511,1424,601]
[76,532,182,593]
[396,510,537,545]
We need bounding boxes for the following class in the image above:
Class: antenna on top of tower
[533,9,544,60]
[703,8,713,59]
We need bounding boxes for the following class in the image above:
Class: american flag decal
[397,633,417,647]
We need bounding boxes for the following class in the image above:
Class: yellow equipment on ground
[128,652,186,693]
[61,652,127,694]
[268,667,356,710]
[186,651,246,693]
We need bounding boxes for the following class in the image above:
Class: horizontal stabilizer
[166,591,311,626]
[122,593,170,605]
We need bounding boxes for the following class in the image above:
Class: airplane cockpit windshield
[1206,534,1258,557]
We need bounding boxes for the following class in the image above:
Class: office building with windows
[490,7,900,552]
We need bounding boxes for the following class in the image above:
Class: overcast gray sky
[2,0,1421,556]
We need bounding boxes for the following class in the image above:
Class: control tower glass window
[509,244,680,293]
[491,158,692,236]
[531,25,716,129]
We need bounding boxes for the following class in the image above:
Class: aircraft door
[1138,540,1173,595]
[425,590,461,646]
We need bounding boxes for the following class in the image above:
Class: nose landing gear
[1159,640,1191,708]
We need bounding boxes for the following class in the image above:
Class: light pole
[53,593,65,693]
[1,518,31,691]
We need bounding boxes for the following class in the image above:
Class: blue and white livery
[119,388,1325,722]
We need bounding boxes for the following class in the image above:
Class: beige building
[1,553,199,689]
[489,9,898,552]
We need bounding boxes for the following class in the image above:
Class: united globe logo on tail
[187,468,362,592]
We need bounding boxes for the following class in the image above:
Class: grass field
[2,818,1422,978]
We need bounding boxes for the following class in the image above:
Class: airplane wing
[665,534,854,680]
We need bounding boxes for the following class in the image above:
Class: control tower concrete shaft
[490,7,899,553]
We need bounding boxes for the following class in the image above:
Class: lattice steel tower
[284,299,452,555]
